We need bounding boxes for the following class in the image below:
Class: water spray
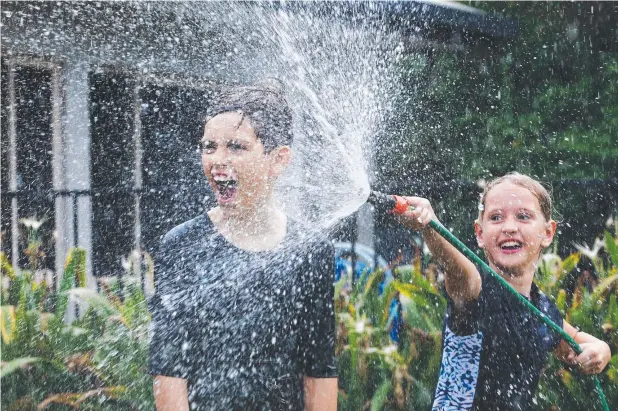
[367,190,610,411]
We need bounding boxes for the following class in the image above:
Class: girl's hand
[568,341,612,375]
[397,196,437,232]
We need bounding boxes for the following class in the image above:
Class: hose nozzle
[367,191,409,215]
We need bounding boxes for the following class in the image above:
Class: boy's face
[201,112,289,213]
[474,182,556,277]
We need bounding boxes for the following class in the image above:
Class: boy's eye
[489,214,502,222]
[518,212,531,220]
[228,141,247,151]
[200,141,216,154]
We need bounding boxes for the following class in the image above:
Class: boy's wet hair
[478,172,553,221]
[205,79,293,152]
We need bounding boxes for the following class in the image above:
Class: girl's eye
[518,212,531,220]
[200,141,216,154]
[489,214,502,222]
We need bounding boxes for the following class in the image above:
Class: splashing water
[182,2,409,230]
[3,1,414,231]
[1,2,427,407]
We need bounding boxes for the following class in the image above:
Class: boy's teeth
[501,241,520,248]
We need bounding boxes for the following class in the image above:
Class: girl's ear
[269,146,292,177]
[541,219,558,248]
[474,219,485,248]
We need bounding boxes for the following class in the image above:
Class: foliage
[3,219,618,410]
[534,227,618,410]
[386,2,618,255]
[1,220,153,410]
[335,260,445,410]
[421,2,618,181]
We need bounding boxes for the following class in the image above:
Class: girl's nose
[502,217,518,233]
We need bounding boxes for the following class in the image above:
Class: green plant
[335,259,445,411]
[535,227,618,410]
[1,219,153,410]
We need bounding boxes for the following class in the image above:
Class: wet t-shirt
[148,214,337,410]
[432,270,563,411]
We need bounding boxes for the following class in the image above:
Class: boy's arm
[303,376,338,411]
[153,375,190,411]
[554,320,611,375]
[398,196,482,304]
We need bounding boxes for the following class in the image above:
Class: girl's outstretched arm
[398,196,482,304]
[555,320,612,375]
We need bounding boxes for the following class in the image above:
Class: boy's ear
[269,146,291,177]
[541,219,558,248]
[474,219,485,248]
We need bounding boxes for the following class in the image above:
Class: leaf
[363,270,385,297]
[605,231,618,270]
[56,248,87,318]
[561,253,580,279]
[0,357,39,378]
[391,281,424,298]
[0,305,16,344]
[592,274,618,302]
[67,288,118,317]
[0,252,16,281]
[37,386,126,409]
[370,379,392,411]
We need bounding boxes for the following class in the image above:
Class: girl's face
[201,112,288,214]
[474,182,557,277]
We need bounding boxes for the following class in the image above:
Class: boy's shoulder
[161,214,214,246]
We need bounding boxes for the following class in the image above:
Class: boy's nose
[208,148,230,165]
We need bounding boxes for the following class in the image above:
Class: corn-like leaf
[0,356,39,378]
[37,386,126,409]
[68,288,118,318]
[605,231,618,271]
[0,305,16,344]
[561,253,580,279]
[0,252,16,281]
[391,281,423,298]
[370,379,392,411]
[592,274,618,302]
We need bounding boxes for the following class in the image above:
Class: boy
[148,81,338,411]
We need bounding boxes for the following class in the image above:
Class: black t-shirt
[432,270,563,411]
[148,214,337,411]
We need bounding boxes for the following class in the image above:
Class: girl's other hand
[574,341,612,375]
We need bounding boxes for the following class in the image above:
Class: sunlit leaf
[370,379,392,411]
[605,231,618,271]
[0,357,39,378]
[0,305,16,344]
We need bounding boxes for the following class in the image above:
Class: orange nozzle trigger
[392,195,408,215]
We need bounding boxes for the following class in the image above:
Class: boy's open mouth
[213,178,238,202]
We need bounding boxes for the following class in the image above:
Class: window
[1,61,55,271]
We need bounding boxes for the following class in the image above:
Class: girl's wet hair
[205,79,293,152]
[478,172,553,221]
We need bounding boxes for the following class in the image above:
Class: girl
[398,172,610,410]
